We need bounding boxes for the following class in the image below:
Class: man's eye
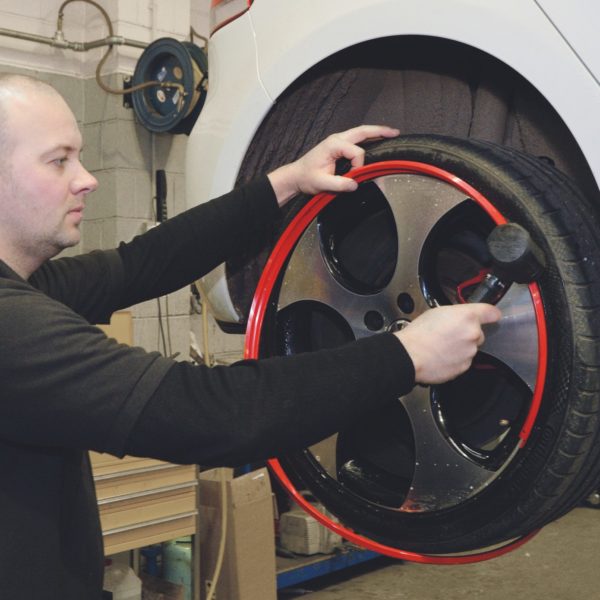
[53,157,67,166]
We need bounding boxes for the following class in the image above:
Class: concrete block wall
[0,0,245,365]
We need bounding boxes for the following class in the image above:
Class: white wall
[0,0,209,76]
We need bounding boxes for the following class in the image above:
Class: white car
[185,0,600,561]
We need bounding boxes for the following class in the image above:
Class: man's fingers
[337,125,400,145]
[395,303,502,385]
[334,140,365,168]
[315,174,358,193]
[471,303,502,324]
[333,125,400,168]
[349,146,366,168]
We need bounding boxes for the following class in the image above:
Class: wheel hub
[386,318,411,332]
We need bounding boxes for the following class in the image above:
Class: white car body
[186,0,600,323]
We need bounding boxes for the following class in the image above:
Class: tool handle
[467,273,506,304]
[466,223,545,304]
[487,223,545,284]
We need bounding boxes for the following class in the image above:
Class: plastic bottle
[163,538,192,600]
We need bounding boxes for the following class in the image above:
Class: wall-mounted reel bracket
[129,37,208,135]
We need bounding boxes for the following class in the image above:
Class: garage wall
[0,0,244,364]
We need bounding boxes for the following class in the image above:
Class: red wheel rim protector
[245,161,547,564]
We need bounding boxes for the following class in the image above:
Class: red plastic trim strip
[245,160,546,564]
[210,0,252,6]
[267,457,539,564]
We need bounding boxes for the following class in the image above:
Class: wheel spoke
[479,283,539,391]
[374,174,470,315]
[400,386,498,512]
[277,221,379,338]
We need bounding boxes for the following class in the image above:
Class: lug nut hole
[397,293,415,314]
[364,311,384,331]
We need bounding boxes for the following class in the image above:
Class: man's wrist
[267,163,300,207]
[393,330,422,383]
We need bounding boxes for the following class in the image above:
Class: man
[0,74,500,598]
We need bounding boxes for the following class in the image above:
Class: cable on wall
[57,0,186,100]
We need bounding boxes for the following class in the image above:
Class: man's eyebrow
[42,144,83,157]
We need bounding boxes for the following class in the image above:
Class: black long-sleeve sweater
[0,177,414,599]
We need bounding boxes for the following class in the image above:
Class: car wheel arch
[227,35,599,326]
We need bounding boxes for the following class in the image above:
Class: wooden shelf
[91,452,198,555]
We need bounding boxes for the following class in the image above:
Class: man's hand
[395,304,502,385]
[267,125,400,206]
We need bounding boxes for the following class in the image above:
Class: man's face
[0,89,98,268]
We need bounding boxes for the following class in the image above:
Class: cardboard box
[279,503,343,555]
[97,311,133,345]
[309,434,338,477]
[198,467,276,600]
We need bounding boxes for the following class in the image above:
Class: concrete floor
[279,506,600,599]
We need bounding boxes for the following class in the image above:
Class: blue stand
[277,547,380,589]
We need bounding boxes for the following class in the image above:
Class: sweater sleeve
[124,333,415,467]
[115,177,279,308]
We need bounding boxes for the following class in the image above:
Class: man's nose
[72,163,99,195]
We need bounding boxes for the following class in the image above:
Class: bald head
[0,74,65,166]
[0,72,58,94]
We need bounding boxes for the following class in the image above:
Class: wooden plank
[99,486,197,531]
[103,514,197,555]
[95,464,197,501]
